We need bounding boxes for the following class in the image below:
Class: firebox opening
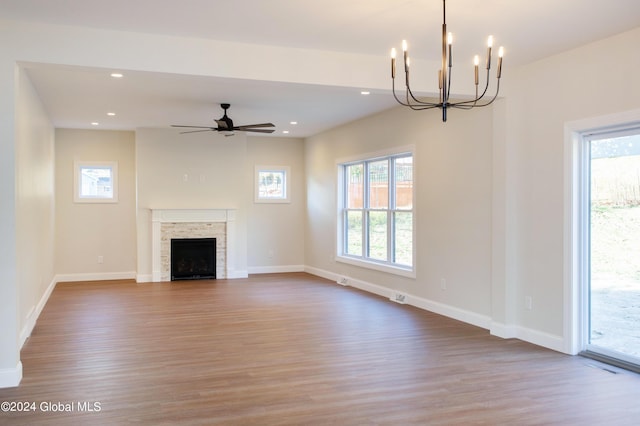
[170,238,216,281]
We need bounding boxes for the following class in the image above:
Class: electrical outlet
[337,277,348,286]
[525,296,533,310]
[97,255,104,264]
[440,278,447,290]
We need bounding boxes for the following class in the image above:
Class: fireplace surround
[151,209,238,281]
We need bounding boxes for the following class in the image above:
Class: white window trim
[254,165,291,203]
[564,109,640,355]
[74,160,118,203]
[336,145,416,278]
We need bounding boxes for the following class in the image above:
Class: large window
[338,150,414,275]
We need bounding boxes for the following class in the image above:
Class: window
[255,166,290,203]
[338,150,414,276]
[74,161,118,203]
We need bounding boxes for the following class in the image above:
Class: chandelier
[390,0,504,122]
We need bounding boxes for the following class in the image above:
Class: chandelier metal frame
[390,0,504,122]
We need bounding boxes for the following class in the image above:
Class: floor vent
[390,292,408,304]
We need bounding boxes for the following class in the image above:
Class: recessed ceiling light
[91,122,99,126]
[110,73,123,78]
[282,130,289,134]
[107,112,116,116]
[361,91,370,95]
[290,121,298,125]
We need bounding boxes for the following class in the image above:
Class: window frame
[336,146,415,278]
[73,160,118,203]
[254,165,291,203]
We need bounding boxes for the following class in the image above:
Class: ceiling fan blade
[175,105,274,136]
[237,128,275,134]
[235,123,275,129]
[172,125,216,130]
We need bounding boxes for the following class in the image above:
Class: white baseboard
[226,269,249,279]
[304,266,339,282]
[136,273,153,283]
[305,266,490,330]
[409,294,492,330]
[339,275,395,299]
[303,266,564,353]
[55,271,137,283]
[490,322,564,352]
[0,361,22,389]
[490,321,518,339]
[248,265,306,274]
[512,326,565,353]
[20,277,57,348]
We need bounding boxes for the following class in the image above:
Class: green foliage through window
[340,153,413,269]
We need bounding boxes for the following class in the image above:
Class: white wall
[136,129,307,279]
[0,65,56,387]
[498,27,640,347]
[305,105,494,325]
[1,11,639,389]
[246,137,306,273]
[16,67,56,346]
[0,15,427,388]
[54,129,137,280]
[135,128,250,279]
[303,26,640,354]
[0,59,20,389]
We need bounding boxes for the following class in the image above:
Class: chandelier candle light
[390,0,504,122]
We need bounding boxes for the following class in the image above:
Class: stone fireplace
[151,209,238,281]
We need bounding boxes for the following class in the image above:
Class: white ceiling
[3,0,640,137]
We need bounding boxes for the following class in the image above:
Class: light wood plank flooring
[1,273,639,425]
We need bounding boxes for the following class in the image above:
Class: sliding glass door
[585,128,640,369]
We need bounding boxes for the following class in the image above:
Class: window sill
[336,255,416,279]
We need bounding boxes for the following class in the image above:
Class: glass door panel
[588,131,640,366]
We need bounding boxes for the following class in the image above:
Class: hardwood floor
[1,273,639,425]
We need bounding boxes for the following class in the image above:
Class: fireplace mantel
[151,209,238,281]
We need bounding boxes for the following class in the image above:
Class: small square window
[74,161,118,203]
[255,166,290,203]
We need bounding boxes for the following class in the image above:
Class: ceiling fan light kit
[172,103,275,136]
[390,0,505,122]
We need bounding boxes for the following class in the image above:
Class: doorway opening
[581,126,640,371]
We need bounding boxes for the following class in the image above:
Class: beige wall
[54,129,137,279]
[305,27,640,353]
[135,128,250,279]
[135,129,306,279]
[246,136,306,272]
[305,105,493,320]
[16,67,56,342]
[497,27,640,344]
[0,60,20,387]
[2,14,640,388]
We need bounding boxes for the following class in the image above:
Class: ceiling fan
[172,103,275,136]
